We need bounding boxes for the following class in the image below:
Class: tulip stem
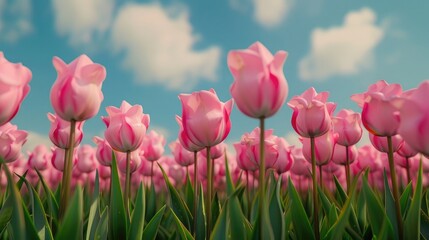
[387,136,403,240]
[345,146,351,194]
[206,146,212,240]
[405,157,411,186]
[150,161,154,186]
[124,151,131,218]
[59,120,76,220]
[246,171,251,219]
[258,117,266,239]
[193,151,198,237]
[311,136,320,240]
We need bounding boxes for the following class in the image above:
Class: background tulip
[332,109,362,146]
[93,136,113,166]
[301,130,337,166]
[0,123,28,163]
[141,130,166,162]
[169,139,195,167]
[48,113,84,149]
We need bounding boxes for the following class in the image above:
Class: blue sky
[1,0,429,153]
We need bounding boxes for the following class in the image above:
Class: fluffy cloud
[22,131,53,155]
[111,3,221,90]
[51,0,114,46]
[299,8,384,81]
[285,131,301,147]
[0,0,32,42]
[253,0,292,27]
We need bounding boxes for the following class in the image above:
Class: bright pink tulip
[200,142,226,160]
[395,81,429,156]
[351,80,402,136]
[228,41,288,118]
[93,136,113,166]
[290,148,311,177]
[332,109,362,146]
[176,116,204,152]
[141,130,165,162]
[331,144,358,165]
[50,55,106,121]
[0,123,28,163]
[397,141,418,158]
[369,133,404,153]
[178,89,233,147]
[98,164,111,179]
[0,52,32,126]
[288,87,336,138]
[102,100,150,152]
[117,151,142,174]
[28,145,52,171]
[169,140,194,167]
[273,137,294,174]
[76,145,97,173]
[355,145,382,173]
[48,113,84,149]
[51,147,77,171]
[301,130,337,166]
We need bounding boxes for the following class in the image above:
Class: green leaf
[211,199,228,240]
[404,159,423,239]
[184,174,194,220]
[211,193,220,229]
[287,178,315,240]
[224,152,235,196]
[128,183,145,240]
[229,188,248,240]
[383,171,399,239]
[170,208,194,240]
[142,205,166,240]
[159,163,192,230]
[269,177,284,240]
[94,206,109,240]
[55,187,83,240]
[146,184,156,222]
[109,153,128,240]
[86,171,100,240]
[196,185,206,240]
[400,182,412,218]
[333,175,347,206]
[35,169,59,229]
[420,210,429,239]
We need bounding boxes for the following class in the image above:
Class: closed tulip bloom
[395,81,429,156]
[102,100,150,152]
[169,140,195,167]
[234,142,258,171]
[93,136,113,166]
[141,130,165,162]
[76,145,97,173]
[179,89,233,147]
[48,113,84,149]
[176,116,204,152]
[28,145,52,171]
[290,148,311,177]
[50,55,106,121]
[0,123,28,163]
[200,142,227,160]
[397,141,418,158]
[117,151,142,174]
[0,52,32,126]
[273,138,294,174]
[369,133,404,153]
[301,130,337,166]
[288,87,336,138]
[228,41,288,118]
[355,145,382,173]
[51,147,77,171]
[351,80,402,136]
[331,144,358,165]
[332,109,362,146]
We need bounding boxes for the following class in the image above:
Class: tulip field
[1,42,429,240]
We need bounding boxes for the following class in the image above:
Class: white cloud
[299,8,384,81]
[285,131,301,147]
[0,0,32,42]
[22,131,53,155]
[111,3,221,90]
[150,125,171,141]
[51,0,114,46]
[253,0,292,27]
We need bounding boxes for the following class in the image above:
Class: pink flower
[178,89,233,147]
[332,109,362,146]
[51,147,77,171]
[288,87,336,138]
[228,41,288,118]
[102,100,150,152]
[200,142,227,160]
[355,145,383,173]
[117,151,142,174]
[331,144,358,165]
[169,139,194,167]
[301,130,337,166]
[397,141,418,158]
[0,52,32,126]
[395,81,429,156]
[93,136,113,166]
[290,148,311,177]
[48,113,84,149]
[28,145,52,171]
[76,145,97,173]
[273,138,294,174]
[369,133,404,153]
[351,80,402,136]
[0,123,28,163]
[176,116,204,152]
[141,130,166,162]
[50,55,106,121]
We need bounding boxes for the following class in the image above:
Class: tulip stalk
[193,151,198,236]
[59,120,76,220]
[258,117,266,239]
[405,157,411,186]
[206,146,212,240]
[310,136,320,240]
[124,151,131,217]
[387,136,403,240]
[345,146,351,194]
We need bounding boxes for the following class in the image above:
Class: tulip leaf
[383,171,399,239]
[196,184,206,240]
[333,175,347,205]
[94,206,109,240]
[170,208,194,240]
[146,183,156,222]
[288,178,315,240]
[55,187,83,240]
[109,153,127,240]
[184,174,194,220]
[229,187,248,240]
[269,177,284,240]
[400,182,412,217]
[35,169,59,228]
[211,199,228,240]
[86,170,100,240]
[128,183,145,240]
[404,159,422,239]
[142,205,166,240]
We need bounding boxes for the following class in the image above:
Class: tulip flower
[369,133,404,153]
[0,52,31,126]
[48,113,84,149]
[93,136,113,166]
[51,147,77,172]
[76,145,97,173]
[0,123,28,163]
[169,140,194,168]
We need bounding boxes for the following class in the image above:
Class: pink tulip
[200,142,227,160]
[351,80,402,136]
[0,123,28,163]
[76,145,97,173]
[102,100,150,152]
[290,148,311,177]
[176,116,204,152]
[98,164,111,180]
[93,136,113,166]
[227,41,288,118]
[117,151,141,174]
[178,89,233,147]
[395,81,429,156]
[331,144,358,165]
[28,145,52,171]
[369,133,404,153]
[51,147,77,171]
[288,87,336,138]
[301,130,337,166]
[273,138,294,174]
[169,139,194,167]
[397,141,418,158]
[141,130,165,162]
[355,145,382,173]
[0,52,32,126]
[48,113,84,149]
[332,109,362,146]
[50,55,106,121]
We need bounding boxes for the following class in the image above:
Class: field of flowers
[1,42,429,239]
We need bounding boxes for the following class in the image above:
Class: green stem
[150,161,154,186]
[59,120,76,220]
[258,117,266,239]
[405,157,411,187]
[246,171,251,220]
[311,136,320,240]
[206,146,212,240]
[193,151,198,237]
[124,151,131,218]
[387,136,403,240]
[345,146,351,194]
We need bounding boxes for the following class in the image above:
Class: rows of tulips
[1,42,429,239]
